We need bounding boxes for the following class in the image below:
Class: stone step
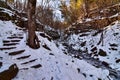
[20,68,29,70]
[3,43,19,46]
[11,40,21,42]
[21,59,37,65]
[3,40,21,44]
[16,55,31,60]
[9,50,25,56]
[0,47,16,50]
[3,40,11,43]
[7,37,23,39]
[31,64,42,69]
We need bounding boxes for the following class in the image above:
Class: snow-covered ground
[0,20,112,80]
[67,21,120,72]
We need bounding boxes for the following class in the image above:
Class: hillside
[0,20,112,80]
[64,21,120,79]
[0,1,120,80]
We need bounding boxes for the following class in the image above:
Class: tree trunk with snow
[27,0,40,49]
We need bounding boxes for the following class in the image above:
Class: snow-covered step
[16,59,39,69]
[3,40,21,43]
[21,59,38,65]
[7,36,23,39]
[20,61,42,69]
[18,63,41,70]
[10,40,21,42]
[31,64,42,69]
[3,40,11,44]
[3,43,19,46]
[16,55,31,60]
[0,47,16,50]
[9,50,25,56]
[20,68,29,70]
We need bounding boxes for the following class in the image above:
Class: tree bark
[27,0,40,49]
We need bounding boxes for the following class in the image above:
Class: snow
[67,21,120,71]
[0,20,111,80]
[110,13,119,18]
[53,10,64,21]
[85,18,92,22]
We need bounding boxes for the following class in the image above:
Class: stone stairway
[0,31,42,71]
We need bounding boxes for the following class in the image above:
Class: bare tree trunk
[27,0,40,49]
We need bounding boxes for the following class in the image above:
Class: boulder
[0,64,19,80]
[98,49,107,56]
[45,30,60,40]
